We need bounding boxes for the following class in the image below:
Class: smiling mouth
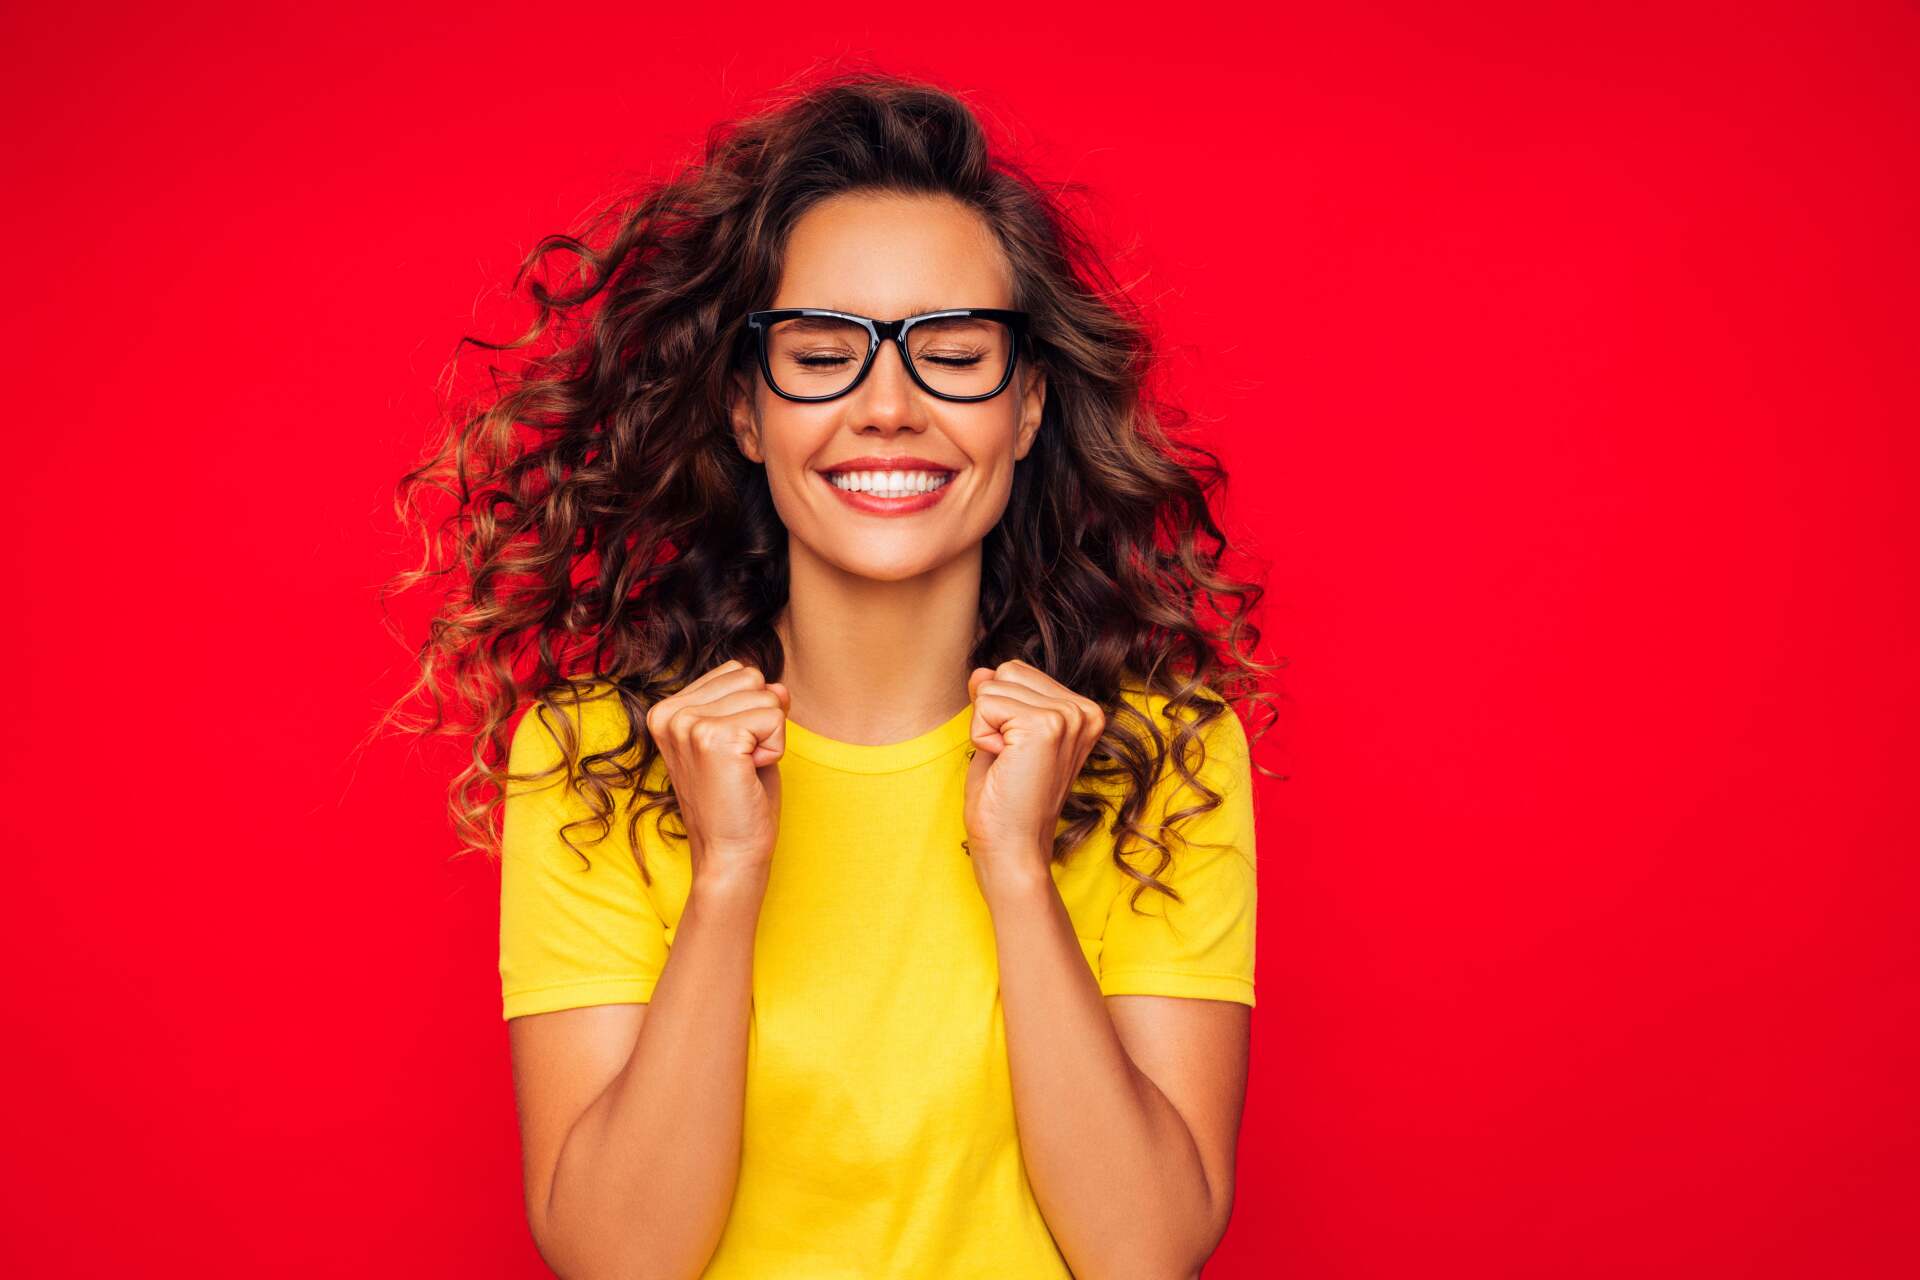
[814,467,959,515]
[820,470,956,497]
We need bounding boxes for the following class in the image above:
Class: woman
[386,68,1282,1279]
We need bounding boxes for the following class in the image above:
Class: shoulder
[507,679,649,782]
[1111,683,1250,777]
[1103,684,1250,839]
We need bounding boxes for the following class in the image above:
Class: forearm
[542,866,768,1280]
[981,864,1218,1280]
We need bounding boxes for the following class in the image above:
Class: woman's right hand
[645,659,789,888]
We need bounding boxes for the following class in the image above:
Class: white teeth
[827,469,953,496]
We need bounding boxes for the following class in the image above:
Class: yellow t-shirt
[499,681,1257,1278]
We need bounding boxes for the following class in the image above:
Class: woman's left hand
[963,660,1106,896]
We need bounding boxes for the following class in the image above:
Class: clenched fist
[645,659,789,889]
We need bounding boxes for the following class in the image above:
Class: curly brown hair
[372,62,1289,912]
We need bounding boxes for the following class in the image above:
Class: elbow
[526,1238,688,1280]
[528,1215,709,1280]
[1079,1174,1231,1280]
[1105,1255,1208,1280]
[1185,1160,1236,1274]
[1153,1181,1232,1280]
[527,1246,692,1280]
[1083,1220,1223,1280]
[1190,1191,1236,1278]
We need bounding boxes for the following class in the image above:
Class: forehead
[771,190,1014,315]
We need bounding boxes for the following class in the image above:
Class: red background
[4,2,1915,1276]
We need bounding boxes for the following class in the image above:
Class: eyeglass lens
[764,315,1014,399]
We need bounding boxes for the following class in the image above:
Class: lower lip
[817,472,957,516]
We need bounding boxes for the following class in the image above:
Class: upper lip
[817,455,959,475]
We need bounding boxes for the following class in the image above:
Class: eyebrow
[812,304,982,318]
[779,315,865,334]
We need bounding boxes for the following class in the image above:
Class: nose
[848,338,926,431]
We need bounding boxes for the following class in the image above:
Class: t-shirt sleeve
[1098,704,1258,1007]
[498,694,671,1020]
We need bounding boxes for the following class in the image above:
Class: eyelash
[790,351,985,367]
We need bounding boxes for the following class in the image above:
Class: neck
[775,536,981,746]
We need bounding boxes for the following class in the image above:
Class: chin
[822,543,952,583]
[845,557,942,584]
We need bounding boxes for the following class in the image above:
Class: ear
[729,369,764,464]
[1014,362,1047,461]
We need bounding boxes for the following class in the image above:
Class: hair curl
[372,62,1289,913]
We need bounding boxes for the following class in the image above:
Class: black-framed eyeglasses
[744,307,1030,403]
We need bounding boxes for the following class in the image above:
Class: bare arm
[983,865,1250,1280]
[511,866,769,1280]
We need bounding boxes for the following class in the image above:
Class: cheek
[753,408,820,474]
[754,423,833,524]
[951,453,1020,533]
[974,467,1019,522]
[965,421,1026,485]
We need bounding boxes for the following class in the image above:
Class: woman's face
[729,190,1046,583]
